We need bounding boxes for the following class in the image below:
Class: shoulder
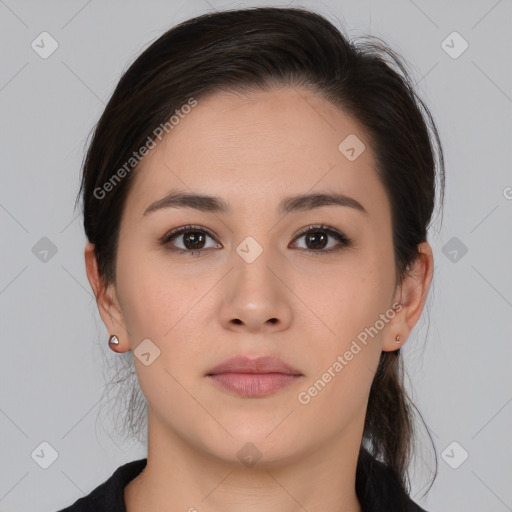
[56,458,147,512]
[356,449,428,512]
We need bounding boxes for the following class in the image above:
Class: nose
[219,245,293,334]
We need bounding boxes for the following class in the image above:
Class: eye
[160,223,352,256]
[290,224,352,253]
[160,225,221,256]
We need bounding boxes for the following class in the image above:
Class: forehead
[127,86,388,218]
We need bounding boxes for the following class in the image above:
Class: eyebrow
[143,190,368,216]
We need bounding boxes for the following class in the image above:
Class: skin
[85,86,433,512]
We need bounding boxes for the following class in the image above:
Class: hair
[77,5,444,499]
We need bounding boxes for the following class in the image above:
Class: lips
[206,355,303,398]
[206,355,302,376]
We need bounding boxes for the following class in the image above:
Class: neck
[124,410,364,512]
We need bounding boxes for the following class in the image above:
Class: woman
[58,6,444,512]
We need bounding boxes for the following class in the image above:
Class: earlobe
[382,241,434,352]
[84,243,129,350]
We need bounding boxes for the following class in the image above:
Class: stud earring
[108,335,120,350]
[395,335,401,344]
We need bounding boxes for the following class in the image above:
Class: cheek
[299,249,394,390]
[296,268,388,424]
[115,252,206,399]
[115,242,209,371]
[115,241,177,340]
[304,256,392,341]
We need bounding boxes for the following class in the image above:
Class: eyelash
[160,224,352,257]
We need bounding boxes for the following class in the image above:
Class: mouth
[206,355,303,398]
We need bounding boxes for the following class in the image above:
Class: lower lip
[207,373,302,397]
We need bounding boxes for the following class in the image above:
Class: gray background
[1,0,511,511]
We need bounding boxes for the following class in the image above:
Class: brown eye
[161,225,221,255]
[160,224,351,257]
[291,225,352,253]
[181,231,206,250]
[304,231,328,250]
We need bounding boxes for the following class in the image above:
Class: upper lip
[206,355,302,376]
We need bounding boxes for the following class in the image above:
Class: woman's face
[88,86,432,465]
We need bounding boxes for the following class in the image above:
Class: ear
[382,241,434,352]
[84,242,130,352]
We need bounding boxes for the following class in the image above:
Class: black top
[56,449,427,512]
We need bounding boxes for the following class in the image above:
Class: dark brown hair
[78,5,444,498]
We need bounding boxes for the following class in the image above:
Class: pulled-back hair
[78,6,443,497]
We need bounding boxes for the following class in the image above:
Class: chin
[198,422,308,468]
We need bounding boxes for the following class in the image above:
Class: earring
[108,335,120,349]
[395,335,401,344]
